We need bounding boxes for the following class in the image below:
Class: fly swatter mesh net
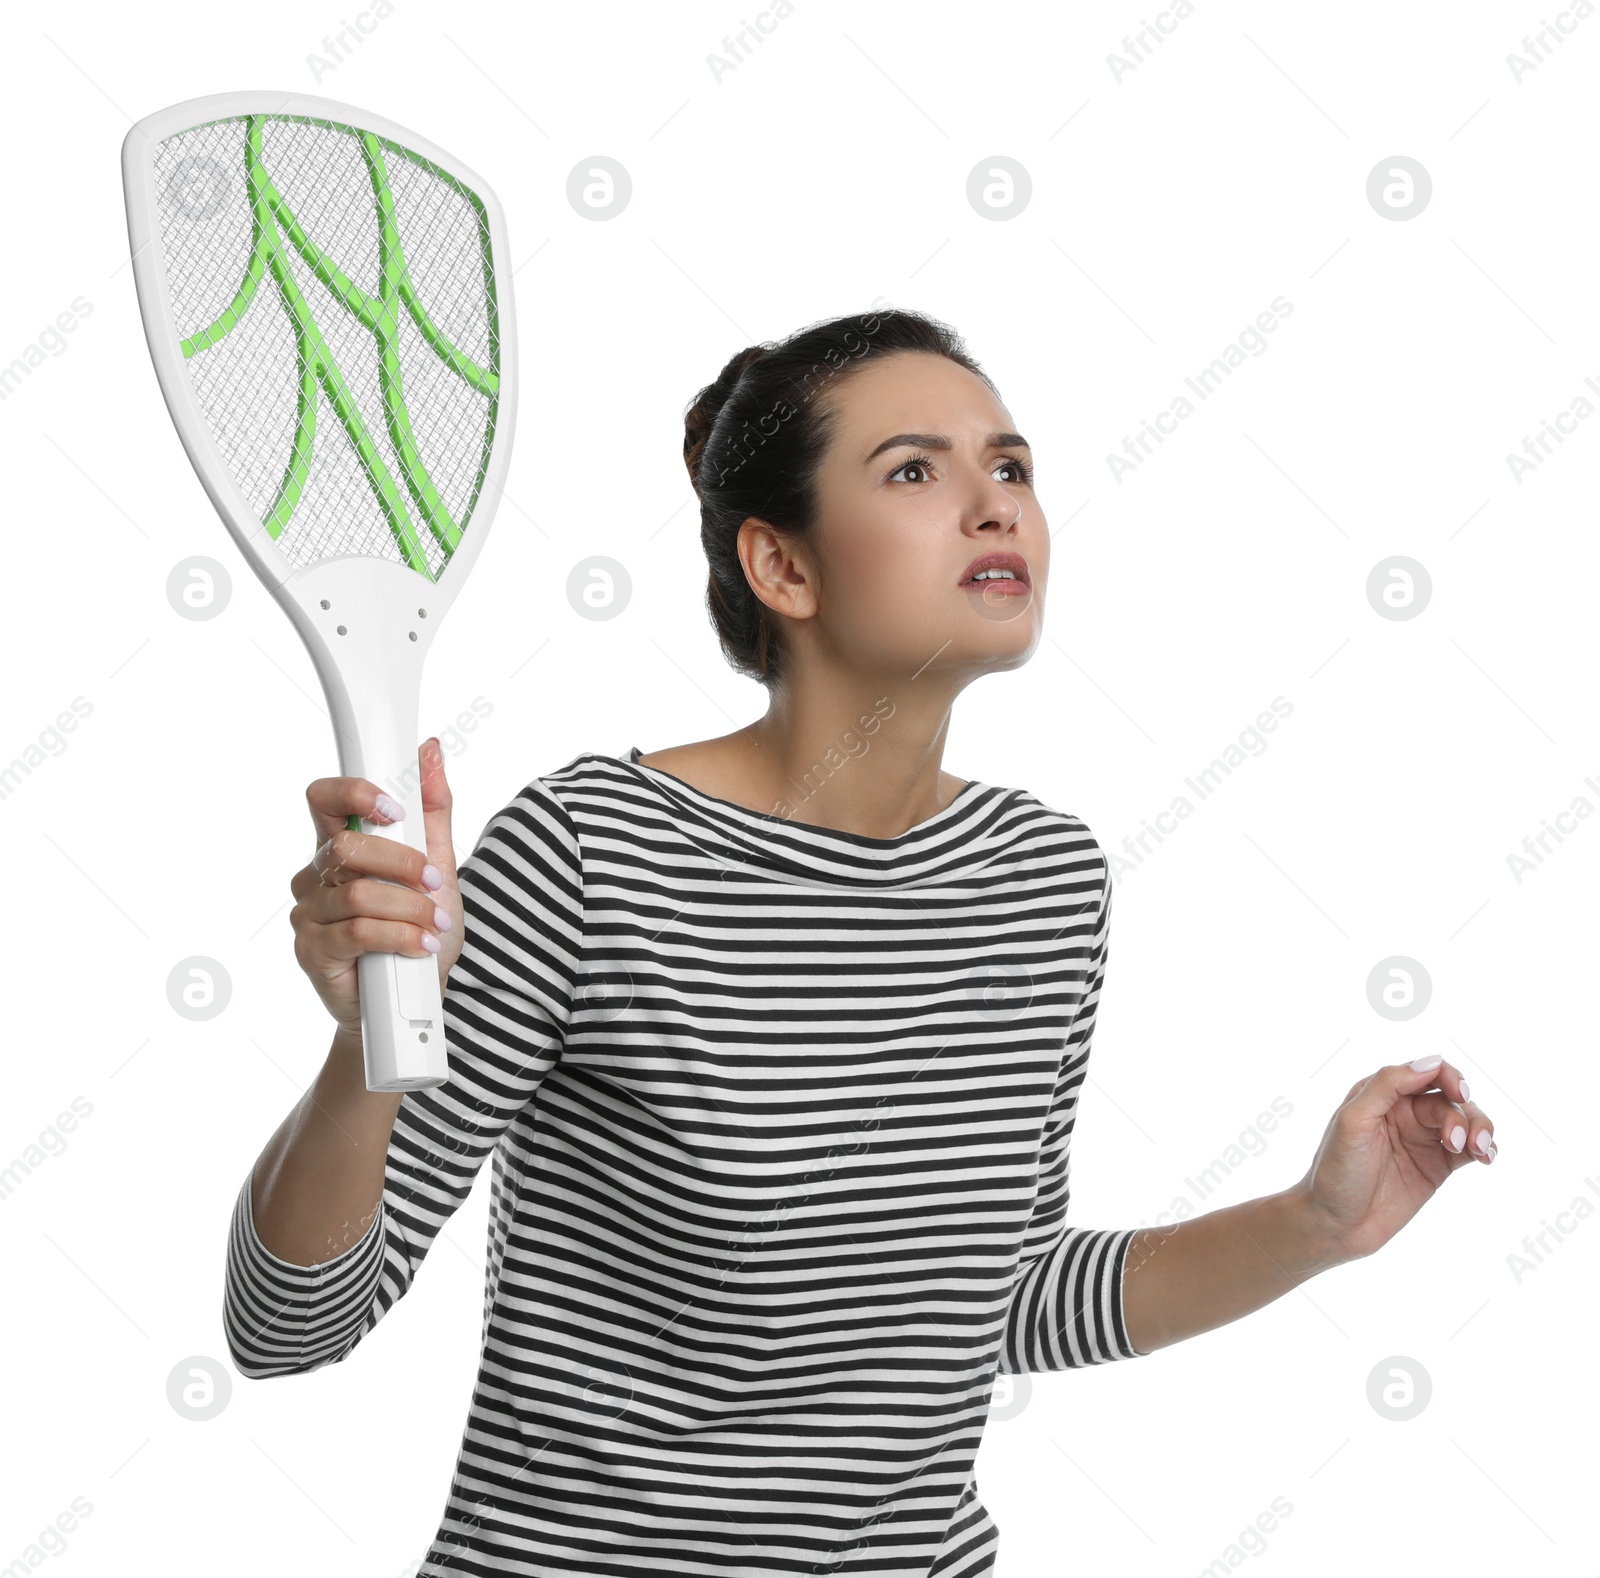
[152,113,501,581]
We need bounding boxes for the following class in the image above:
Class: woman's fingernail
[1485,1140,1498,1163]
[421,932,441,953]
[1448,1125,1466,1152]
[1410,1054,1443,1071]
[434,906,452,932]
[375,793,406,821]
[1475,1130,1492,1155]
[421,864,443,891]
[1459,1078,1470,1102]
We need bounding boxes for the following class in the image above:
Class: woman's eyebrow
[862,431,1031,463]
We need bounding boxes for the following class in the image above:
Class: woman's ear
[739,518,818,622]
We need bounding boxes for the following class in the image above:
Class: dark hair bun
[683,344,771,490]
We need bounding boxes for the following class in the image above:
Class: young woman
[227,308,1498,1577]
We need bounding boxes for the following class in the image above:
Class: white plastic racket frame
[122,90,517,1092]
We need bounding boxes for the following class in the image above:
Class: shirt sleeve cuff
[997,1226,1145,1373]
[223,1173,388,1377]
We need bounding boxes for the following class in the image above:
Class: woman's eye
[888,459,931,484]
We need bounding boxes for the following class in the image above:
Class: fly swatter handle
[351,805,450,1092]
[306,574,451,1093]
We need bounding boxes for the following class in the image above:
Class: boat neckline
[613,745,993,849]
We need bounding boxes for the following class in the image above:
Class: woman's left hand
[1296,1054,1498,1262]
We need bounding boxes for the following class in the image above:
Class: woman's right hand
[289,737,464,1039]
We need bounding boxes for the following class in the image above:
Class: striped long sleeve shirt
[224,746,1147,1576]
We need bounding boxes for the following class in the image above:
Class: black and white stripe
[225,746,1144,1576]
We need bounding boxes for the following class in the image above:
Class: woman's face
[754,349,1050,688]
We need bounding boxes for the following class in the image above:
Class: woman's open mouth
[960,552,1032,595]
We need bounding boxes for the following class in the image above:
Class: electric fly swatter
[122,92,516,1092]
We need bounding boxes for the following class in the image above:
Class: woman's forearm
[1121,1184,1350,1355]
[249,1028,403,1268]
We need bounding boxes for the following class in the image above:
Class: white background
[3,1,1595,1574]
